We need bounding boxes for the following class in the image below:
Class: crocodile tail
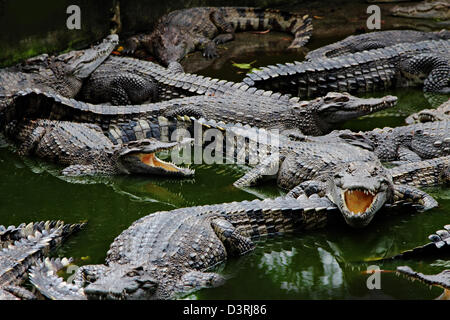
[0,221,85,285]
[222,7,313,48]
[29,257,87,300]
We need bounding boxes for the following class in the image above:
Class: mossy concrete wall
[0,0,295,66]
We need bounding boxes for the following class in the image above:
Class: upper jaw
[396,266,450,290]
[120,139,195,177]
[71,34,119,78]
[320,95,397,123]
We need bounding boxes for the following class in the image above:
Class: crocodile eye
[126,271,138,277]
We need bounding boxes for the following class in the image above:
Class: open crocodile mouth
[137,153,183,173]
[396,266,450,292]
[343,189,376,215]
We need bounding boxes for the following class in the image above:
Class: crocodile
[305,30,450,61]
[3,89,441,227]
[8,88,397,137]
[0,35,118,111]
[3,119,194,177]
[75,55,296,103]
[298,119,450,163]
[122,7,313,66]
[405,99,450,124]
[242,40,450,98]
[391,0,450,20]
[0,220,85,300]
[27,153,449,300]
[103,117,446,228]
[382,224,450,299]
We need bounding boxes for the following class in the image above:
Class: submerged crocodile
[123,7,313,66]
[391,0,450,20]
[382,224,450,299]
[27,181,443,301]
[8,88,397,137]
[242,40,450,98]
[405,99,450,124]
[0,220,84,300]
[3,119,193,177]
[305,30,450,61]
[0,35,118,111]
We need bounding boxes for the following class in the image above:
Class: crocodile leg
[110,73,158,105]
[2,285,36,300]
[396,146,423,163]
[233,154,280,188]
[16,125,46,156]
[177,270,226,294]
[210,9,235,45]
[211,218,255,256]
[393,184,438,211]
[401,54,450,93]
[286,180,327,198]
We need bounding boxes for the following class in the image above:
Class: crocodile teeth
[343,188,376,215]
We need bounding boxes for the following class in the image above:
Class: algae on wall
[0,0,113,66]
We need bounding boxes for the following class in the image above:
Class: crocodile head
[84,265,158,300]
[64,34,119,79]
[391,0,450,20]
[396,266,450,291]
[293,93,398,135]
[116,138,194,177]
[327,161,394,228]
[153,28,190,66]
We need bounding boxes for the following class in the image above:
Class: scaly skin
[78,54,295,103]
[8,88,397,137]
[4,89,439,227]
[123,7,313,66]
[4,119,193,177]
[28,157,447,300]
[29,194,338,300]
[243,40,450,98]
[299,120,450,162]
[0,35,118,112]
[405,99,450,124]
[391,0,450,20]
[305,30,450,61]
[0,221,85,300]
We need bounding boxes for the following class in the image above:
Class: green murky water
[1,30,449,300]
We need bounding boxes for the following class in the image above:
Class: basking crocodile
[0,35,118,111]
[305,30,450,61]
[242,40,450,98]
[391,0,450,20]
[8,88,397,137]
[4,89,441,227]
[405,99,450,124]
[0,220,85,300]
[3,119,193,177]
[105,117,446,228]
[122,7,313,66]
[383,224,450,299]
